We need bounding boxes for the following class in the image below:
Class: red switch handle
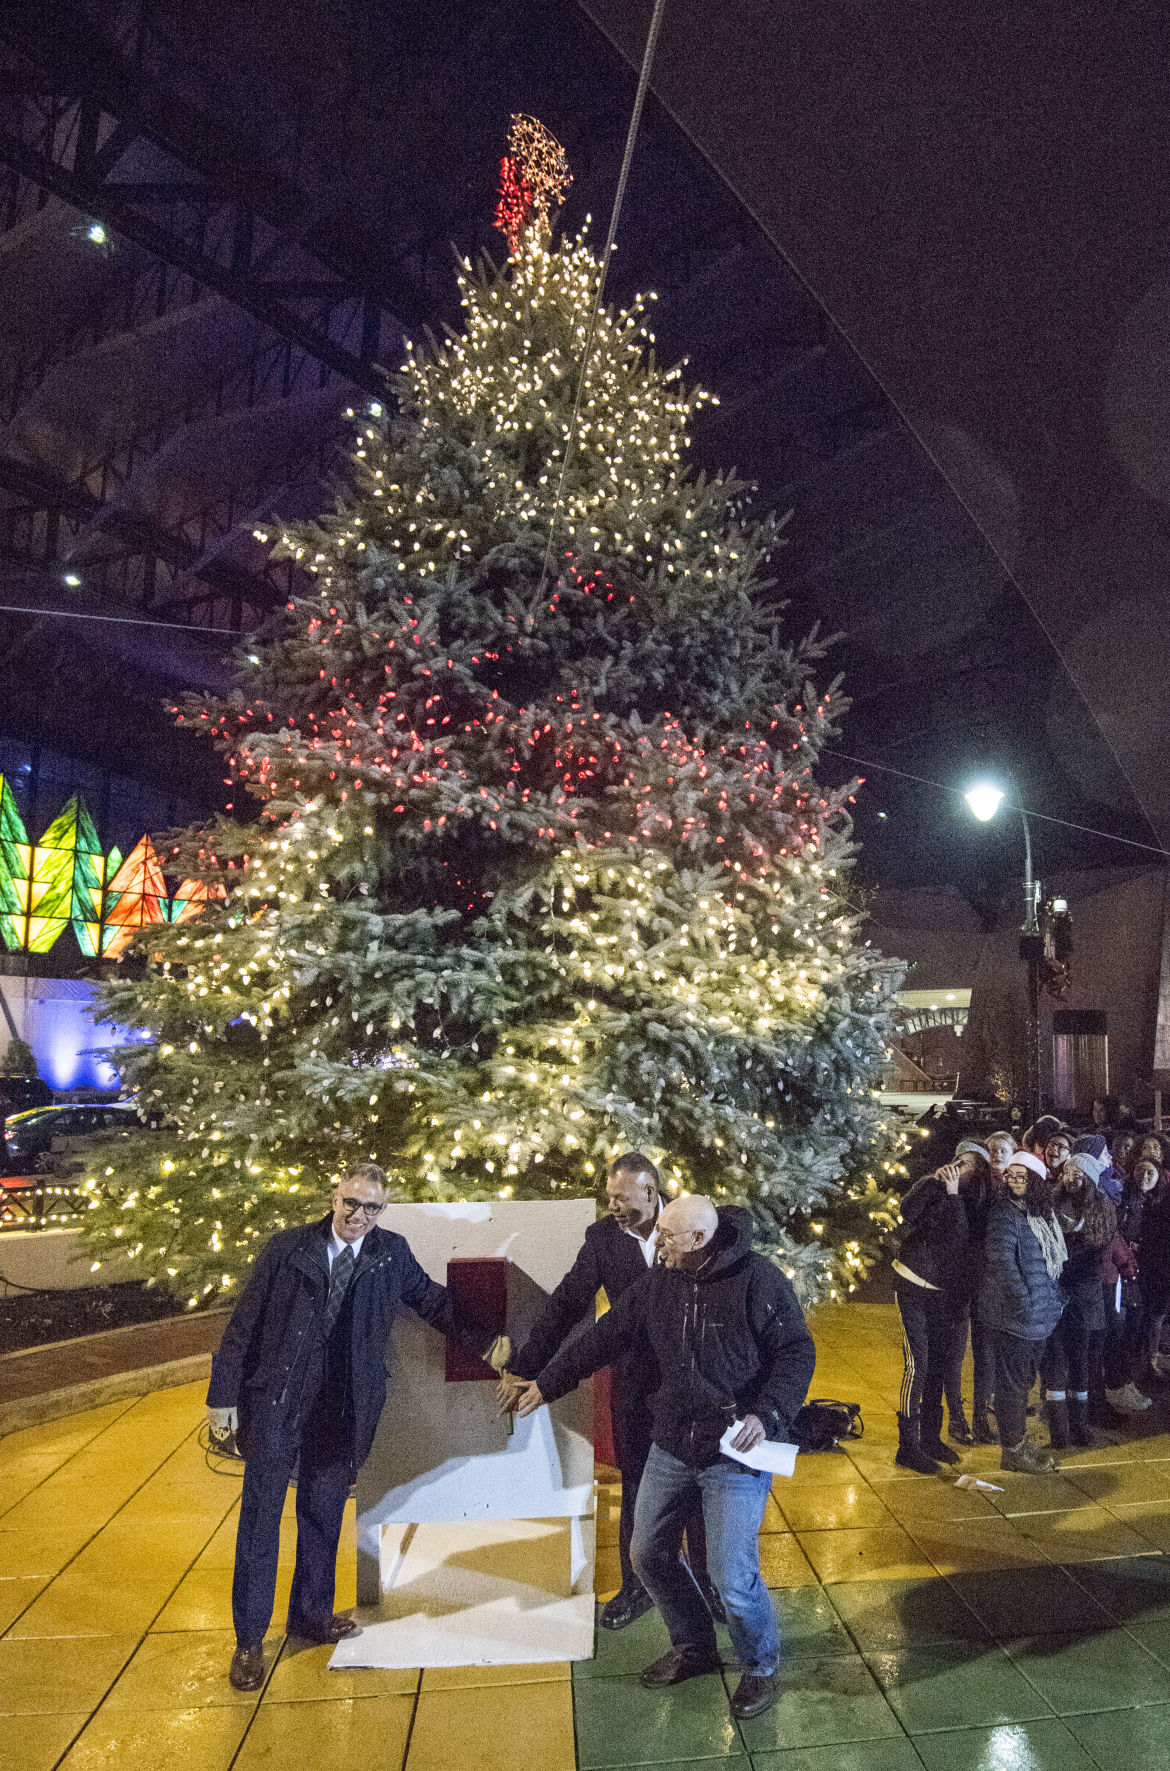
[445,1255,508,1381]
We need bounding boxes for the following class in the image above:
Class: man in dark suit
[206,1162,503,1690]
[497,1151,720,1630]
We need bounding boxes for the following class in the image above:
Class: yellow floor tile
[756,1491,786,1531]
[1010,1504,1155,1560]
[0,1710,88,1771]
[795,1524,937,1583]
[594,1542,621,1599]
[1094,1499,1170,1552]
[780,1453,861,1487]
[757,1532,819,1587]
[266,1641,418,1701]
[1061,1460,1170,1506]
[776,1482,892,1531]
[8,1568,177,1638]
[0,1575,45,1631]
[869,1478,1000,1524]
[421,1660,569,1689]
[237,1694,414,1768]
[983,1471,1096,1516]
[0,1525,91,1578]
[152,1564,293,1633]
[406,1680,574,1771]
[58,1704,252,1771]
[0,1404,132,1470]
[100,1630,277,1710]
[0,1635,139,1715]
[904,1517,1052,1574]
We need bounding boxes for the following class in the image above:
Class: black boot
[896,1412,941,1475]
[948,1409,975,1447]
[1067,1398,1096,1448]
[921,1433,961,1465]
[972,1408,998,1445]
[1045,1397,1069,1450]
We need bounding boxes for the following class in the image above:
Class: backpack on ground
[792,1398,863,1452]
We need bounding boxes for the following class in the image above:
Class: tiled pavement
[5,1301,1170,1767]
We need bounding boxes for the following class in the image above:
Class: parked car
[0,1076,53,1118]
[2,1101,143,1173]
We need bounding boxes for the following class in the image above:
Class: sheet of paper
[718,1421,798,1477]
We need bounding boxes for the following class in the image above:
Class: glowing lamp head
[965,783,1004,822]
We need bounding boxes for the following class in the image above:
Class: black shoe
[286,1613,361,1645]
[600,1584,653,1631]
[972,1411,998,1445]
[948,1420,976,1447]
[699,1580,727,1624]
[229,1643,265,1690]
[639,1648,721,1688]
[730,1671,777,1719]
[1044,1400,1069,1450]
[921,1438,961,1466]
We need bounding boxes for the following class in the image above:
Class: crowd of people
[894,1115,1170,1476]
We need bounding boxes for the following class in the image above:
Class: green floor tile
[946,1567,1109,1639]
[734,1653,904,1754]
[573,1670,743,1767]
[1063,1556,1170,1626]
[868,1643,1053,1734]
[1004,1629,1169,1715]
[1066,1702,1170,1769]
[575,1608,673,1681]
[750,1743,925,1771]
[826,1577,990,1651]
[767,1587,857,1659]
[1126,1617,1170,1667]
[911,1717,1099,1771]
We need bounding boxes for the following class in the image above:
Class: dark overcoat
[207,1214,457,1466]
[509,1212,662,1472]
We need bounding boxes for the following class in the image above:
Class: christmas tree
[82,119,905,1308]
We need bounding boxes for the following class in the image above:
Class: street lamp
[965,778,1043,1120]
[964,781,1039,936]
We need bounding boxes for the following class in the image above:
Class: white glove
[207,1406,238,1432]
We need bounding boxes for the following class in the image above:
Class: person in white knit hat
[976,1150,1067,1473]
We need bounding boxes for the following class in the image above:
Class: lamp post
[965,781,1043,1122]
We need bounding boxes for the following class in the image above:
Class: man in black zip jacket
[205,1163,504,1691]
[497,1151,719,1631]
[513,1194,814,1722]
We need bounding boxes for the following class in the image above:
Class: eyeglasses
[338,1196,382,1218]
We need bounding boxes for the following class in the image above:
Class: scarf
[1026,1209,1067,1279]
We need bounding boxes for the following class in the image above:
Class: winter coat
[510,1211,664,1471]
[894,1172,971,1293]
[1138,1178,1170,1310]
[535,1216,815,1467]
[208,1214,468,1467]
[976,1197,1066,1342]
[1055,1194,1116,1332]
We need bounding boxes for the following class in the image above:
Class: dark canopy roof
[0,0,1160,894]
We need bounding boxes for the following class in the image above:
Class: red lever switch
[445,1255,508,1381]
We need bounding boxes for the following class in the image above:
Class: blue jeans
[630,1442,780,1676]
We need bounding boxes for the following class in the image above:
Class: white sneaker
[1106,1382,1153,1412]
[1153,1354,1170,1378]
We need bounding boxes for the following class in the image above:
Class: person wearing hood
[976,1150,1067,1473]
[891,1141,993,1472]
[511,1195,815,1724]
[1042,1151,1117,1447]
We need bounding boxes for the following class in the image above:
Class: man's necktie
[323,1244,355,1335]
